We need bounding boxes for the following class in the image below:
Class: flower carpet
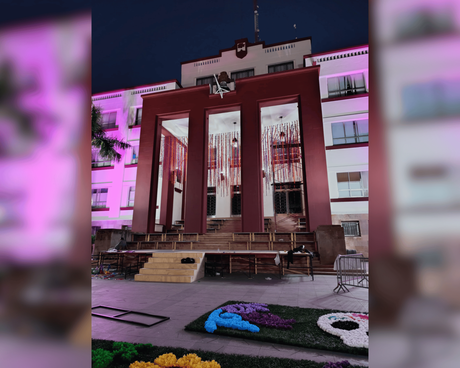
[184,301,368,356]
[92,339,365,368]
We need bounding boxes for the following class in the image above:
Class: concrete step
[139,268,195,276]
[149,257,201,263]
[143,262,198,269]
[134,274,192,283]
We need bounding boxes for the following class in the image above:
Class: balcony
[128,119,142,128]
[101,122,118,130]
[92,160,113,169]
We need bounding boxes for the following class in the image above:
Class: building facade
[91,38,369,255]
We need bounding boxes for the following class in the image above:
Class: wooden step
[139,268,195,276]
[148,257,199,263]
[134,274,192,283]
[150,253,203,259]
[143,262,198,269]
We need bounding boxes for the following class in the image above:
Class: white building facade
[92,38,369,255]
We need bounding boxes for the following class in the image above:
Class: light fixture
[232,121,238,147]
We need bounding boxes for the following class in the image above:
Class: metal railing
[92,160,112,168]
[333,254,369,293]
[101,122,117,129]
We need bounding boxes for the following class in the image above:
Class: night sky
[92,0,368,94]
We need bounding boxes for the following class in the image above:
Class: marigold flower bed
[184,301,368,356]
[92,339,366,368]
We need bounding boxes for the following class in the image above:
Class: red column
[184,109,207,234]
[298,94,332,231]
[240,102,264,232]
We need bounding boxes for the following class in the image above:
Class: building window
[327,73,366,98]
[127,187,135,207]
[337,172,368,198]
[100,112,117,129]
[91,226,101,236]
[92,150,112,168]
[135,108,142,126]
[131,145,139,164]
[272,143,301,164]
[274,182,302,214]
[92,188,108,208]
[207,187,216,216]
[341,221,361,237]
[231,185,241,216]
[268,61,294,74]
[196,76,216,93]
[331,120,368,145]
[231,69,254,80]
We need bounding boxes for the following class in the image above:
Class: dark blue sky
[92,0,368,94]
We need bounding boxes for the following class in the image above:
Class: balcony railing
[129,119,142,127]
[92,160,112,168]
[328,87,367,98]
[101,122,117,130]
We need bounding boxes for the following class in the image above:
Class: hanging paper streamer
[207,131,241,196]
[261,120,302,193]
[160,135,188,184]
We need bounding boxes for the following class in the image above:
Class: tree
[91,105,130,162]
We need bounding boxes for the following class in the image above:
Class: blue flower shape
[205,309,260,334]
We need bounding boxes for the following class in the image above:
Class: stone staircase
[134,252,205,283]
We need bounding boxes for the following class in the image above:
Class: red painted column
[133,112,161,234]
[240,101,264,232]
[184,109,207,234]
[298,91,332,231]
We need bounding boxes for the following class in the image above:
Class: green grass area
[184,301,368,357]
[92,339,365,368]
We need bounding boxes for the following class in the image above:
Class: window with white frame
[231,69,254,80]
[341,221,360,236]
[196,76,216,93]
[268,61,294,73]
[135,108,142,126]
[91,188,108,208]
[337,172,368,197]
[100,112,117,129]
[331,120,368,145]
[91,149,112,167]
[130,145,139,164]
[327,73,366,98]
[127,186,135,207]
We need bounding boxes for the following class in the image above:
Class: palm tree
[91,105,131,162]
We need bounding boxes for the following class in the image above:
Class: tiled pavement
[92,273,368,366]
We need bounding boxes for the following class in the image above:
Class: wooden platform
[134,252,205,283]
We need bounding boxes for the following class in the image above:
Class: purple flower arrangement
[205,303,296,333]
[221,303,270,314]
[239,311,296,330]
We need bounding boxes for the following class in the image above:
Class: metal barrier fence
[333,254,369,293]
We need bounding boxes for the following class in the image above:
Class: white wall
[91,81,180,228]
[181,39,311,87]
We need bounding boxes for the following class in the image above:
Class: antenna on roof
[293,24,297,39]
[253,0,260,42]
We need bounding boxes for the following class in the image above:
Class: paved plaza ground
[92,273,368,366]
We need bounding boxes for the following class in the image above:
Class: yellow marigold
[154,353,177,367]
[201,360,221,368]
[176,353,202,367]
[129,361,162,368]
